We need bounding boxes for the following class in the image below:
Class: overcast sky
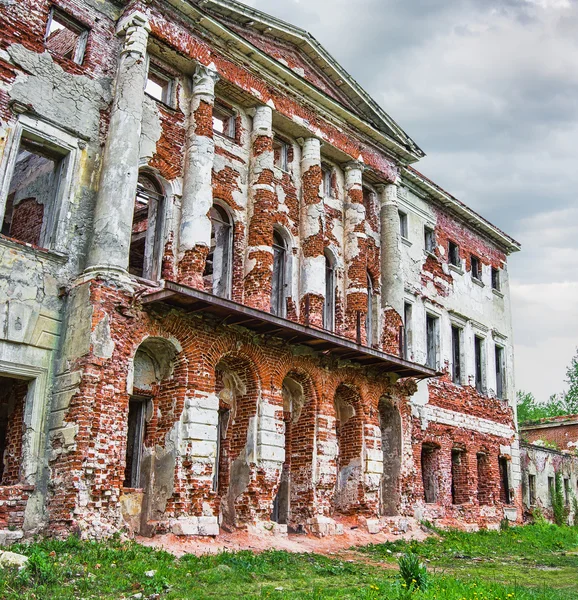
[241,0,578,402]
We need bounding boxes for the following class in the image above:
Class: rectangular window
[448,241,460,267]
[0,376,29,486]
[424,225,436,253]
[421,444,439,503]
[426,314,439,369]
[273,137,289,171]
[403,302,412,360]
[474,336,485,393]
[451,325,462,384]
[564,478,570,506]
[451,448,468,505]
[528,474,536,506]
[477,453,491,505]
[492,267,501,291]
[45,7,88,65]
[499,456,511,504]
[213,101,236,139]
[145,63,175,106]
[548,476,555,506]
[322,164,333,198]
[399,211,408,239]
[495,345,505,399]
[471,255,481,280]
[124,397,147,489]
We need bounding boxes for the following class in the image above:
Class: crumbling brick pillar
[244,105,275,311]
[299,137,325,327]
[377,182,404,355]
[179,64,220,287]
[343,161,367,342]
[86,12,150,275]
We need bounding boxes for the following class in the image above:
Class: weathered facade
[0,0,521,542]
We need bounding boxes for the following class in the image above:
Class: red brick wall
[8,198,44,246]
[523,422,578,451]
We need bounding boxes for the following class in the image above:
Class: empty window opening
[426,314,439,369]
[424,225,436,253]
[129,173,165,280]
[471,255,481,281]
[399,211,408,239]
[324,249,336,331]
[213,407,230,492]
[421,444,440,504]
[213,101,236,139]
[366,272,376,347]
[451,448,468,505]
[528,474,536,506]
[322,164,333,198]
[499,457,511,504]
[145,63,175,106]
[548,476,555,506]
[124,397,147,488]
[379,399,402,516]
[203,204,233,298]
[271,229,288,317]
[45,8,88,65]
[0,377,28,486]
[2,136,68,248]
[564,478,570,506]
[476,452,492,505]
[495,345,505,399]
[474,336,485,393]
[491,267,501,291]
[451,325,462,384]
[273,137,290,171]
[448,241,460,267]
[403,302,412,360]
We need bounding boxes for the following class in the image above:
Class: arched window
[366,272,374,347]
[129,173,165,280]
[324,249,336,331]
[271,229,288,317]
[203,204,233,298]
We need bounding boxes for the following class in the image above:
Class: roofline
[162,0,424,164]
[520,441,576,458]
[402,166,521,255]
[521,417,578,431]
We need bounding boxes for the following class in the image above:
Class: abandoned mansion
[0,0,523,541]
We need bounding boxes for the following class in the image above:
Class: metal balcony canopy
[142,281,437,379]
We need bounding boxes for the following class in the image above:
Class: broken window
[424,225,436,253]
[145,62,175,106]
[45,7,88,65]
[528,473,536,506]
[491,267,501,291]
[322,164,333,198]
[323,249,336,331]
[129,173,165,280]
[471,255,481,281]
[1,135,69,248]
[366,272,375,347]
[495,345,505,399]
[203,204,233,298]
[421,444,440,503]
[426,313,439,369]
[403,302,412,360]
[448,241,460,267]
[499,456,511,504]
[271,229,288,317]
[476,453,492,505]
[0,377,28,486]
[213,101,236,139]
[123,397,147,488]
[399,211,408,239]
[451,448,468,505]
[273,137,290,171]
[474,336,485,394]
[451,325,462,384]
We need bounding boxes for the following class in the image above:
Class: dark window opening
[449,241,460,267]
[421,444,439,503]
[548,476,555,506]
[499,457,511,504]
[452,325,462,384]
[564,478,570,506]
[124,397,147,488]
[366,272,375,347]
[324,249,336,331]
[145,63,175,106]
[495,345,504,399]
[403,302,412,360]
[203,204,233,298]
[273,137,289,171]
[528,474,536,506]
[45,8,88,65]
[474,336,484,393]
[129,173,164,280]
[0,377,28,486]
[213,101,236,138]
[477,453,492,505]
[424,225,436,253]
[491,267,501,291]
[271,229,287,317]
[426,314,438,369]
[471,255,481,280]
[322,164,333,198]
[399,211,408,239]
[451,448,468,505]
[213,407,230,492]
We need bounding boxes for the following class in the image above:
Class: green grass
[0,524,577,599]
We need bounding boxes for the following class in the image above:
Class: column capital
[193,63,220,91]
[117,11,150,57]
[344,160,364,173]
[376,180,401,206]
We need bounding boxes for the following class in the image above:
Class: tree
[562,350,578,415]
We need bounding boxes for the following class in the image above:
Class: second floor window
[449,241,460,267]
[451,325,462,384]
[366,273,375,347]
[399,211,409,239]
[273,137,289,171]
[495,345,505,399]
[213,102,236,139]
[424,226,436,253]
[492,267,501,291]
[45,7,88,65]
[145,63,175,107]
[474,335,485,393]
[204,204,233,299]
[471,255,482,281]
[324,249,336,332]
[271,230,288,317]
[426,314,439,369]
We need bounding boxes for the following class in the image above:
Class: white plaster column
[178,64,219,287]
[86,12,150,274]
[300,137,325,326]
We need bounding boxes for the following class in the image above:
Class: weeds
[398,551,428,590]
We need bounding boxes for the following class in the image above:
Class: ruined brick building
[0,0,522,541]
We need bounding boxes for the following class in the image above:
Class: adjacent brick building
[0,0,521,542]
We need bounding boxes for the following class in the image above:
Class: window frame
[205,202,234,299]
[145,59,176,108]
[321,164,333,198]
[491,267,501,291]
[399,210,409,239]
[425,313,439,370]
[448,240,460,267]
[271,228,289,317]
[212,100,236,140]
[45,7,89,66]
[424,225,436,254]
[403,301,413,360]
[323,248,336,332]
[273,136,290,172]
[471,255,482,281]
[474,335,486,394]
[495,344,505,399]
[451,325,463,385]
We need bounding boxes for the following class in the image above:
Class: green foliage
[516,390,569,424]
[563,350,578,415]
[553,472,570,526]
[531,506,548,526]
[572,495,578,527]
[397,551,428,591]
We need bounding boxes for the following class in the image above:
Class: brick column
[300,137,325,327]
[377,181,404,355]
[178,64,219,287]
[86,12,150,274]
[244,105,275,311]
[343,161,367,341]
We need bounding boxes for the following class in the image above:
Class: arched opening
[213,354,260,528]
[334,383,363,513]
[378,398,401,516]
[203,203,233,298]
[129,172,165,280]
[421,442,441,504]
[271,228,289,317]
[272,372,316,531]
[324,249,336,332]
